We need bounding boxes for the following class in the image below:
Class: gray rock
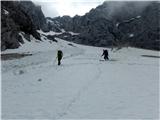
[38,78,42,82]
[1,1,47,50]
[50,1,160,50]
[19,1,49,32]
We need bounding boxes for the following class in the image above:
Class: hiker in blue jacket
[101,49,109,60]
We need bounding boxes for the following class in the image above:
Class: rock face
[1,1,159,51]
[46,17,62,32]
[1,1,48,51]
[51,1,160,50]
[18,1,49,32]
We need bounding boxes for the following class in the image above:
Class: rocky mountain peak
[50,1,160,50]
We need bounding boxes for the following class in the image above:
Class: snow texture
[1,31,159,119]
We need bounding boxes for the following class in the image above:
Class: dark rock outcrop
[46,17,62,32]
[19,1,49,32]
[51,1,160,50]
[1,1,159,51]
[1,1,48,51]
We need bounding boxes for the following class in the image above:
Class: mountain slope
[1,1,159,51]
[1,1,48,51]
[2,31,159,119]
[50,1,160,50]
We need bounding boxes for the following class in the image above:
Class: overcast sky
[33,0,106,17]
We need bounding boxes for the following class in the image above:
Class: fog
[33,0,152,18]
[33,0,105,17]
[102,1,152,17]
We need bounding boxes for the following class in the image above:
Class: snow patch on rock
[3,9,9,15]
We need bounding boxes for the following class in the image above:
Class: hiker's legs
[106,56,109,60]
[58,60,61,65]
[104,56,108,61]
[58,57,62,65]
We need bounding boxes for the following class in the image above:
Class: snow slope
[1,32,159,119]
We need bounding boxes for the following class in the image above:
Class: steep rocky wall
[1,1,48,51]
[51,1,160,50]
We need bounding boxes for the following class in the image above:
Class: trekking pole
[53,57,57,65]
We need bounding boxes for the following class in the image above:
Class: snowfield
[1,32,159,119]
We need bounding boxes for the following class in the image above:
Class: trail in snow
[56,58,103,119]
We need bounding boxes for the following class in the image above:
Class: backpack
[57,50,63,58]
[103,50,108,56]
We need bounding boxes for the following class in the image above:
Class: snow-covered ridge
[2,30,80,54]
[37,30,63,36]
[37,29,79,36]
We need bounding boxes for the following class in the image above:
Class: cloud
[32,0,151,18]
[33,1,60,17]
[102,1,151,17]
[32,0,106,17]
